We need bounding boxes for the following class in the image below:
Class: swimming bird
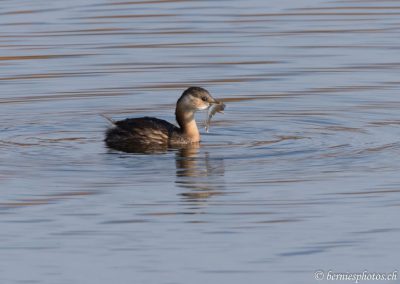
[104,87,222,152]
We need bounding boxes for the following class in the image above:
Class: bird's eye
[201,96,208,102]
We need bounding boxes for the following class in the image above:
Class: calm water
[1,0,400,283]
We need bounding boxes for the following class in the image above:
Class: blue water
[1,0,399,283]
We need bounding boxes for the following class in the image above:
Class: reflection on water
[175,146,225,200]
[1,0,400,283]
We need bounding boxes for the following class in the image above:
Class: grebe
[105,87,223,152]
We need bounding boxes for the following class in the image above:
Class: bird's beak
[210,98,219,105]
[208,99,226,113]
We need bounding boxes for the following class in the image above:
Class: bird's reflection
[105,141,226,201]
[175,144,225,201]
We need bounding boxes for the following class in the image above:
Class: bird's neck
[175,106,200,142]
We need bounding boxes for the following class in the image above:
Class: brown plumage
[104,87,220,153]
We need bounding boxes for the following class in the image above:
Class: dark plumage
[104,87,218,153]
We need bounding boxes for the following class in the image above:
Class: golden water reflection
[175,145,225,200]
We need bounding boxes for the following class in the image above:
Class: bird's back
[105,117,179,152]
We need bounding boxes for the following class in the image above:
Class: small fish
[205,101,226,132]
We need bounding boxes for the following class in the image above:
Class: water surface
[1,0,400,283]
